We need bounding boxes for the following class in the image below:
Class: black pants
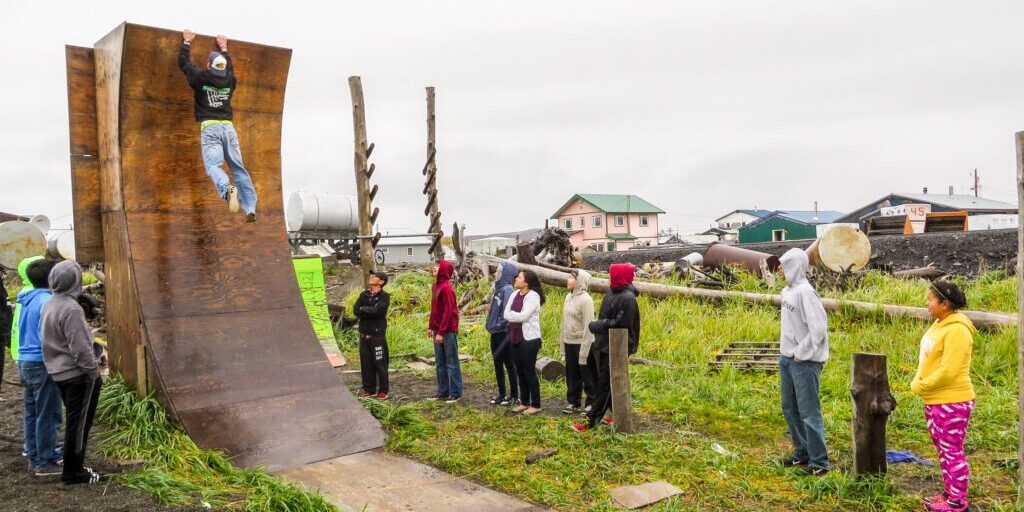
[511,338,542,408]
[359,333,389,394]
[489,332,518,400]
[586,351,612,427]
[56,374,102,482]
[564,344,595,408]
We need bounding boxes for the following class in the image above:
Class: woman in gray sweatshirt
[41,260,102,485]
[560,269,595,414]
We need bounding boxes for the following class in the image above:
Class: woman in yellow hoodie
[911,281,975,512]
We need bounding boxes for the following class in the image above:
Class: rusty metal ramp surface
[68,23,384,471]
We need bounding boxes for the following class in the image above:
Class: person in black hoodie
[573,263,640,432]
[0,272,11,399]
[353,272,391,399]
[178,29,258,223]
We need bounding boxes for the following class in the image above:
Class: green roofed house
[737,210,845,244]
[550,194,665,252]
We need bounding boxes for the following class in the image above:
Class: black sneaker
[245,212,256,223]
[780,455,809,467]
[489,395,504,405]
[499,396,513,406]
[426,394,446,401]
[562,403,581,414]
[802,466,829,477]
[34,462,62,476]
[63,469,101,485]
[445,395,461,404]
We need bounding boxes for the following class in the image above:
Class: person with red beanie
[428,260,463,402]
[574,263,640,432]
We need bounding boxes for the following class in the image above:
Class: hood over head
[435,260,454,284]
[779,248,809,285]
[609,263,635,290]
[571,269,592,297]
[49,260,83,297]
[18,255,45,289]
[495,263,518,290]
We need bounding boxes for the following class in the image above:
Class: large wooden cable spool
[806,225,871,273]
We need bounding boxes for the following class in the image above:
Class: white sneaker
[225,186,239,213]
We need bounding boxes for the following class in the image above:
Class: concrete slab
[607,480,683,510]
[280,450,547,512]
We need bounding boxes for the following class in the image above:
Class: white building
[703,209,773,242]
[376,229,435,265]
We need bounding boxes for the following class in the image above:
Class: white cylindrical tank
[29,214,51,236]
[47,230,77,261]
[286,192,360,233]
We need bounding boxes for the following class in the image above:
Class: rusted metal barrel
[703,243,780,276]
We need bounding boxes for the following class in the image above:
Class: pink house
[550,194,664,252]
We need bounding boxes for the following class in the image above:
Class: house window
[407,247,414,256]
[579,217,585,228]
[380,247,389,252]
[592,243,604,252]
[772,229,787,242]
[640,215,649,227]
[592,215,602,228]
[615,215,625,227]
[564,218,572,230]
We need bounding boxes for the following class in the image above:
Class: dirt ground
[0,357,205,512]
[583,228,1018,278]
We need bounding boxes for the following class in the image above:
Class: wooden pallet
[709,341,781,372]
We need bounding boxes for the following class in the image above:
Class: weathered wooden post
[851,353,897,475]
[349,76,380,281]
[610,328,634,433]
[1015,130,1024,504]
[423,87,444,263]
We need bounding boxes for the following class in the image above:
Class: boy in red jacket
[428,260,462,402]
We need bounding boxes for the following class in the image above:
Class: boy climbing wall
[178,29,258,222]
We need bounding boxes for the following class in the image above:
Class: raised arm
[178,29,202,85]
[216,34,233,74]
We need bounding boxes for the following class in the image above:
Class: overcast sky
[3,1,1024,237]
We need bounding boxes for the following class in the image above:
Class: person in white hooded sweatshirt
[777,248,830,476]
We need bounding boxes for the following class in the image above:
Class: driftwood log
[525,448,557,464]
[893,264,946,281]
[851,353,897,475]
[478,255,1016,331]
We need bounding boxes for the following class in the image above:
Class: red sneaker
[571,422,590,433]
[357,391,373,398]
[601,417,614,426]
[377,392,391,400]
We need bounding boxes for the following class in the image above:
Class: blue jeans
[18,361,63,468]
[434,333,463,398]
[200,123,257,215]
[779,356,828,470]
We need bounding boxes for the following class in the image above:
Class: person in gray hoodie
[41,261,102,485]
[560,269,595,414]
[777,248,829,476]
[485,263,519,405]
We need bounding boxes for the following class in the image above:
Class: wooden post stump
[610,328,634,433]
[1015,130,1024,505]
[851,352,897,475]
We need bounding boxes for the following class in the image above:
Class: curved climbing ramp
[66,23,383,471]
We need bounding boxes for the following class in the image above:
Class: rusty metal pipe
[703,243,780,276]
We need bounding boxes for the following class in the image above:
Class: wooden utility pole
[349,76,379,281]
[1015,131,1024,505]
[610,328,635,433]
[424,87,444,262]
[850,353,897,475]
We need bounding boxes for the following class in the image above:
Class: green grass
[95,377,338,511]
[344,270,1020,511]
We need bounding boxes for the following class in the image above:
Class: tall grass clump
[96,376,338,512]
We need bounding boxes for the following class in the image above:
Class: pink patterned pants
[924,400,975,502]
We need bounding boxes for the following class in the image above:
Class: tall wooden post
[851,353,897,475]
[1015,131,1024,504]
[610,328,635,433]
[349,76,378,281]
[424,87,444,262]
